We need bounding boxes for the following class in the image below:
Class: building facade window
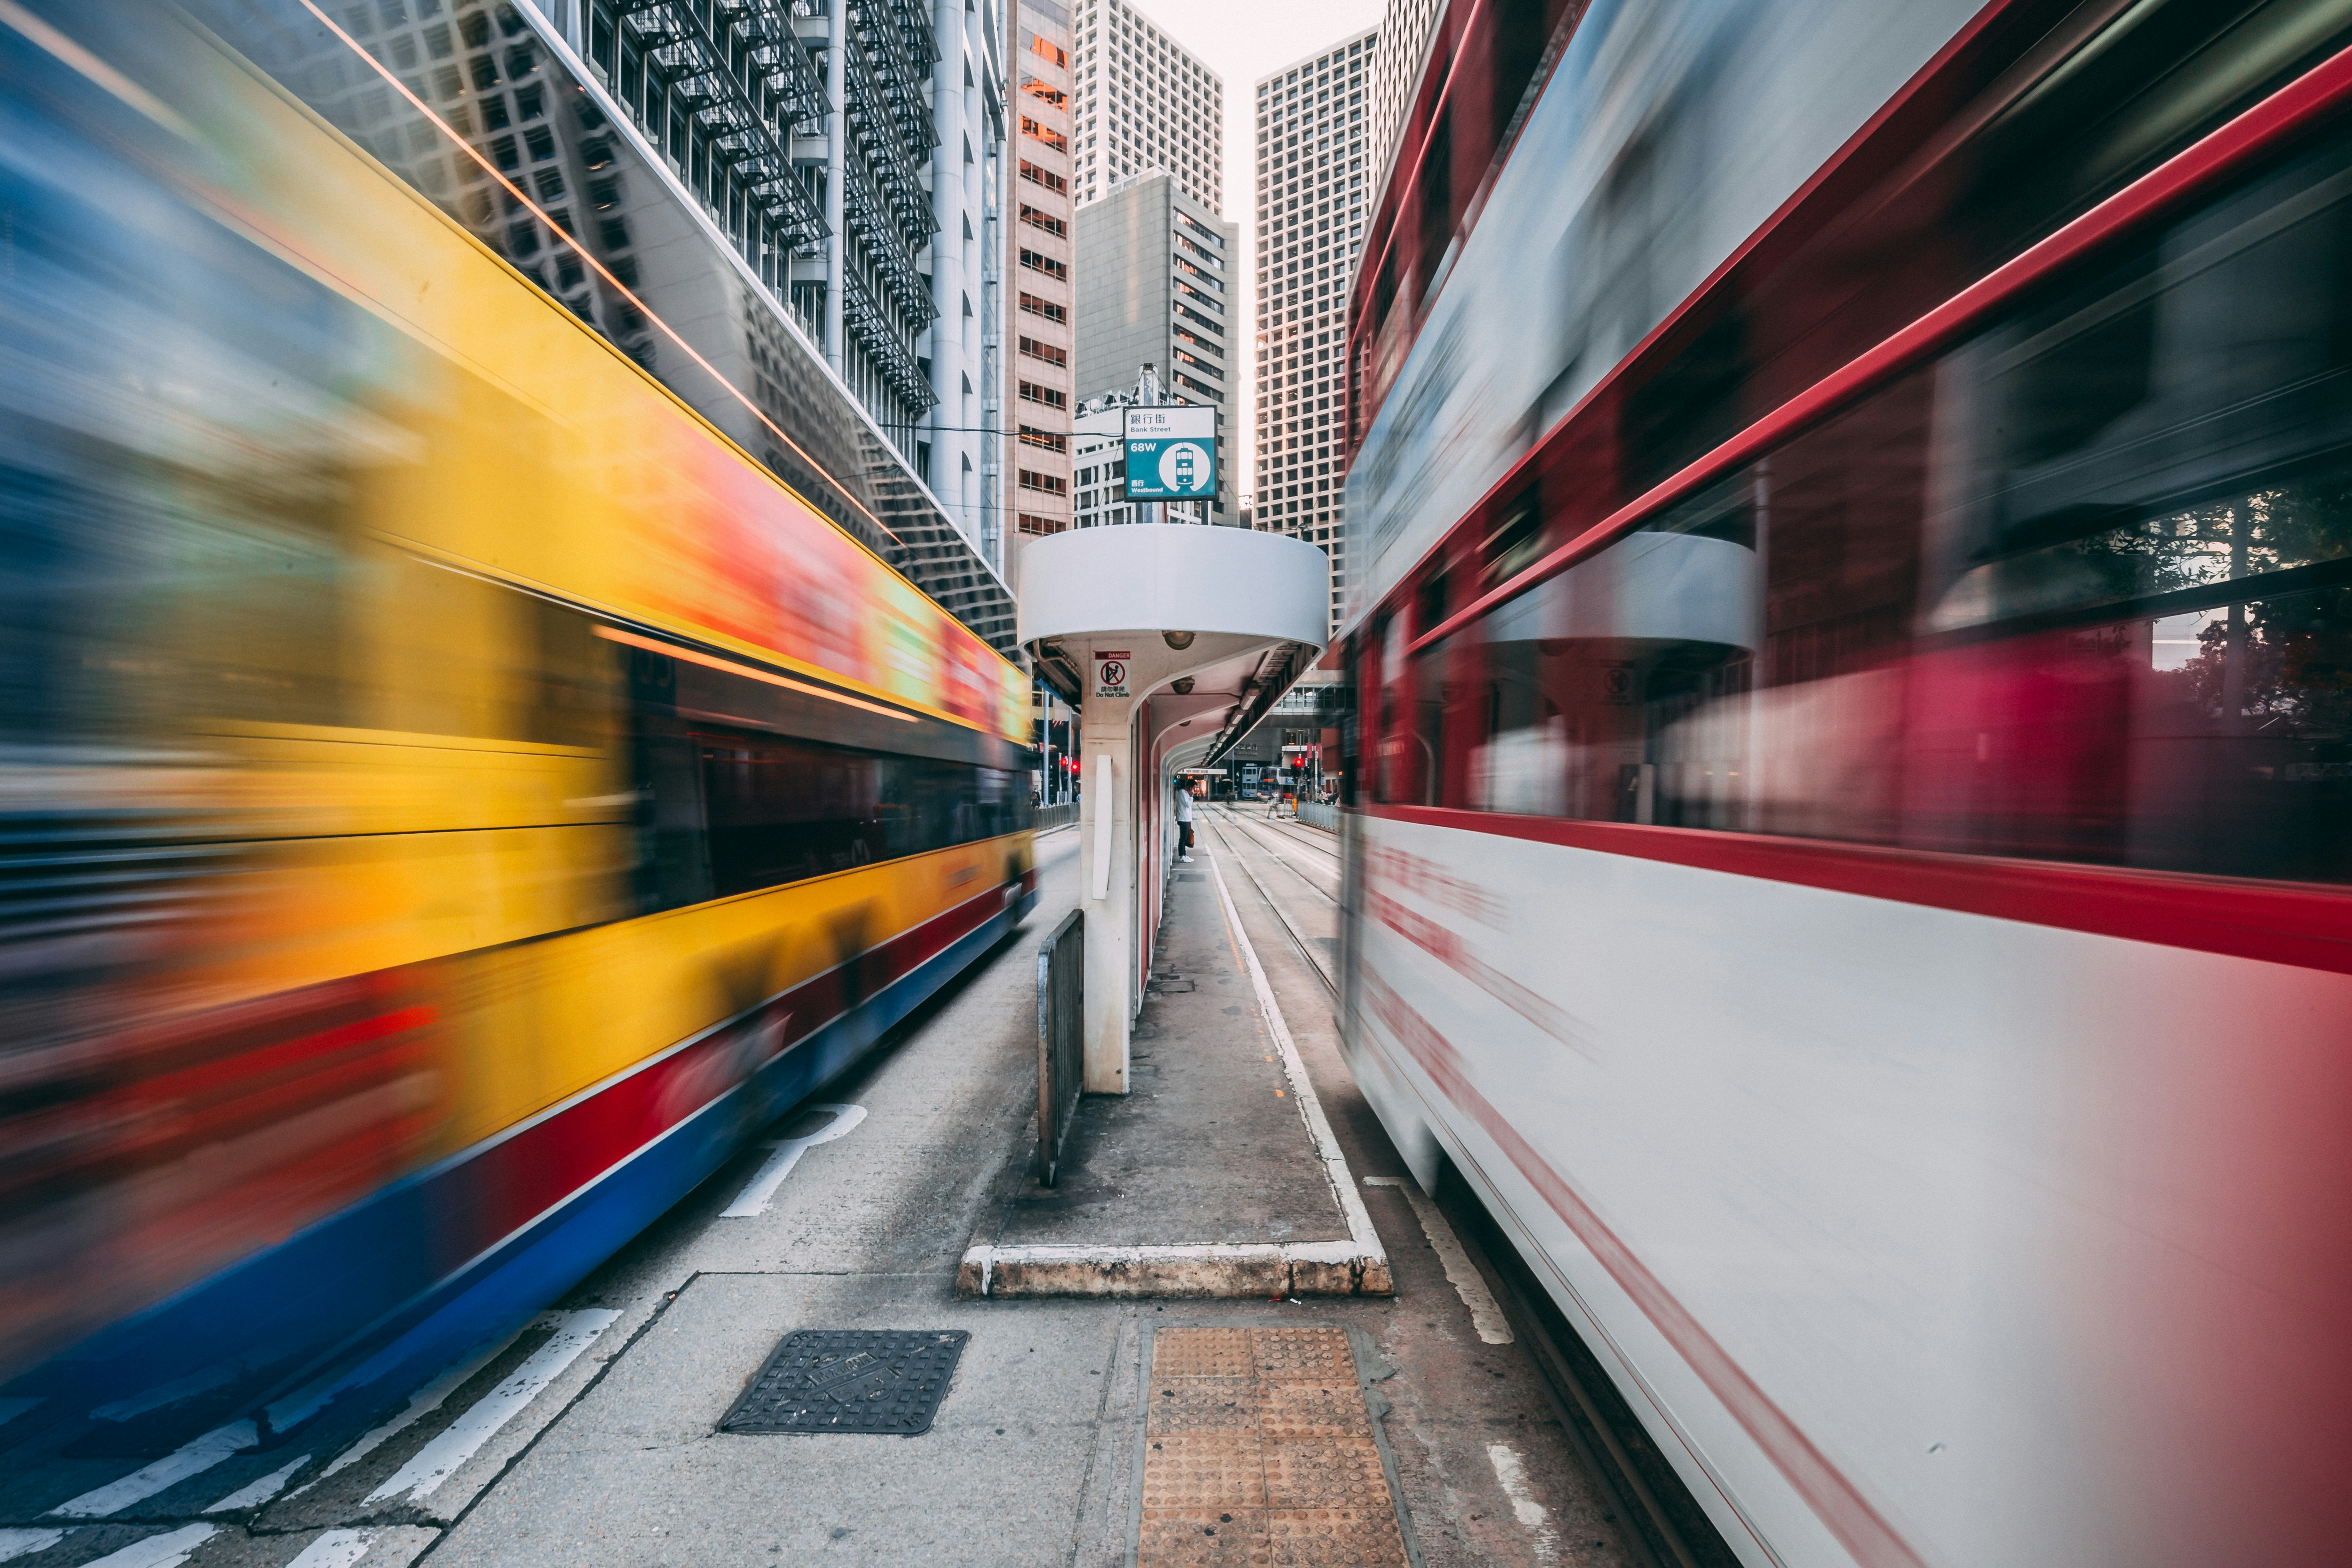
[1019,247,1069,281]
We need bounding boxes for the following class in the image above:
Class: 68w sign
[1092,650,1130,699]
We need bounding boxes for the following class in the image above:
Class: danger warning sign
[1092,650,1130,699]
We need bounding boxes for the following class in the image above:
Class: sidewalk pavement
[956,847,1389,1299]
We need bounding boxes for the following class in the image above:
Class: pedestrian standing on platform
[1175,778,1196,862]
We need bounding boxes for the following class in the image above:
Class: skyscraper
[1011,1,1078,551]
[1253,29,1375,640]
[1065,0,1223,215]
[1366,0,1444,187]
[1074,173,1238,522]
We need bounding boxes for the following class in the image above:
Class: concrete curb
[956,847,1391,1300]
[954,1240,1384,1299]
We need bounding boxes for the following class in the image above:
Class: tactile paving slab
[1258,1381,1370,1440]
[1263,1437,1388,1508]
[719,1329,967,1435]
[1250,1328,1356,1380]
[1140,1508,1268,1567]
[1141,1433,1268,1509]
[1267,1506,1407,1566]
[1133,1326,1411,1568]
[1154,1327,1257,1379]
[1149,1378,1260,1434]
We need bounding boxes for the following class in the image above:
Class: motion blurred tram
[1339,1,2352,1564]
[0,3,1031,1444]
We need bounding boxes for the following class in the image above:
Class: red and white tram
[1337,2,2352,1564]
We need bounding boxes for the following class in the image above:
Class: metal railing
[1033,801,1078,833]
[1295,801,1339,832]
[618,0,829,250]
[1036,909,1084,1186]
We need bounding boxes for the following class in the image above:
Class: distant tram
[1339,2,2352,1564]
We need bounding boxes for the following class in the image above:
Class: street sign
[1092,649,1131,699]
[1124,406,1216,500]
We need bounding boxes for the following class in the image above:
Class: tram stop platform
[956,844,1389,1301]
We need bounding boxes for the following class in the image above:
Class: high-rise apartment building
[1011,1,1077,550]
[1253,29,1375,638]
[1366,0,1444,187]
[1074,173,1238,521]
[1065,0,1223,214]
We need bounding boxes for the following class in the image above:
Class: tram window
[1399,126,2352,885]
[699,736,881,894]
[696,733,1027,899]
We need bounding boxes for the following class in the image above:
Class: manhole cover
[720,1329,968,1435]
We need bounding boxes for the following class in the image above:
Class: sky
[1123,0,1386,498]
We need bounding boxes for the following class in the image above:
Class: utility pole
[1036,675,1053,806]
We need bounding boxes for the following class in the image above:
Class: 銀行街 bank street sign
[1125,406,1216,500]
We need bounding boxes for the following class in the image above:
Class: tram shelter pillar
[1017,524,1328,1095]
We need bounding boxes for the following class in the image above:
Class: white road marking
[48,1421,257,1517]
[0,1529,64,1562]
[363,1310,619,1504]
[0,1397,40,1427]
[287,1528,376,1566]
[295,1330,523,1492]
[202,1451,310,1513]
[1204,850,1388,1271]
[80,1524,219,1568]
[1487,1442,1560,1566]
[1363,1176,1515,1344]
[720,1103,868,1217]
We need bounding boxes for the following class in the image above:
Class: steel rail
[1202,814,1335,996]
[1214,808,1342,906]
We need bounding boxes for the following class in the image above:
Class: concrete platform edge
[954,1239,1388,1298]
[955,844,1392,1300]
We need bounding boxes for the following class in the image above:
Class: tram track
[1434,1171,1738,1568]
[1252,810,1346,862]
[1209,806,1341,907]
[1200,811,1337,996]
[1222,801,1344,862]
